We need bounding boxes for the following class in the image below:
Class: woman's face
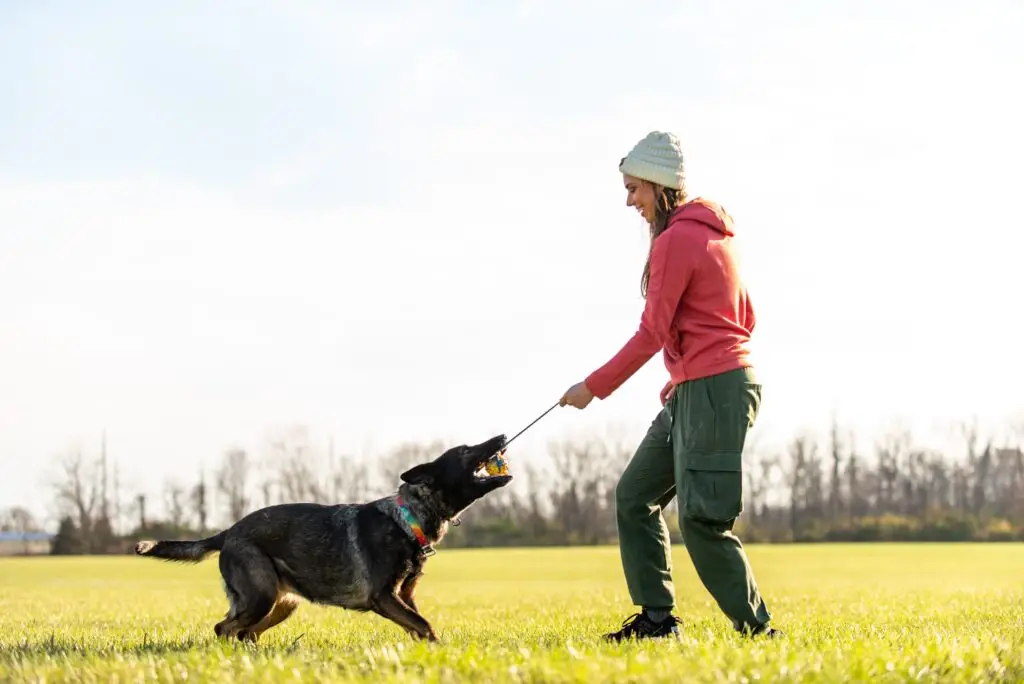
[623,174,658,224]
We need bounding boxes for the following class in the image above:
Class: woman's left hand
[559,381,595,409]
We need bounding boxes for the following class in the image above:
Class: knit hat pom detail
[619,130,685,190]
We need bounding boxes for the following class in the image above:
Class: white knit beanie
[618,131,685,190]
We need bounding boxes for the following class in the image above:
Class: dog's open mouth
[473,451,509,480]
[473,437,511,481]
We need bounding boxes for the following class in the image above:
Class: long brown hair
[640,182,688,298]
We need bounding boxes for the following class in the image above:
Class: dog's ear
[400,463,435,485]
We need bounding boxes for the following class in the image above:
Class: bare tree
[258,478,275,508]
[191,474,209,533]
[828,414,845,520]
[957,417,996,517]
[973,443,994,517]
[49,448,100,542]
[875,424,911,514]
[163,480,188,530]
[547,438,622,545]
[0,506,38,534]
[377,440,447,494]
[216,448,251,524]
[1007,446,1024,521]
[136,493,147,531]
[787,434,813,539]
[747,453,780,523]
[0,507,40,554]
[266,426,326,503]
[326,452,372,503]
[920,451,951,514]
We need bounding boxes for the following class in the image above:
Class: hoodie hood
[670,197,735,236]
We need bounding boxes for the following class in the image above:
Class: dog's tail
[134,530,227,563]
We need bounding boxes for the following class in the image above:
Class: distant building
[0,531,54,556]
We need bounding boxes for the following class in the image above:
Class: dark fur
[134,435,511,643]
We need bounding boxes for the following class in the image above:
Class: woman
[559,130,779,641]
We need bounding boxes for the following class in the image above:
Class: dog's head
[399,434,512,517]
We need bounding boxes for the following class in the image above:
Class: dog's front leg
[371,593,438,642]
[399,572,422,614]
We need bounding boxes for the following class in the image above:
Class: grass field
[2,544,1023,682]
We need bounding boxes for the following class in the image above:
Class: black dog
[134,434,511,643]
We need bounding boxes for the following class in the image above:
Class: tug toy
[484,449,510,476]
[483,401,559,478]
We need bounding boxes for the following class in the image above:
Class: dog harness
[394,495,436,558]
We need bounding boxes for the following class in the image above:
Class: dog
[134,434,511,643]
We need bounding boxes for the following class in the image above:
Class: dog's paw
[134,540,156,555]
[237,630,259,644]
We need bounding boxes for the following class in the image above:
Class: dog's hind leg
[371,592,437,642]
[247,591,301,642]
[213,543,278,643]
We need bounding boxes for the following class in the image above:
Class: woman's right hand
[660,381,674,406]
[559,381,595,410]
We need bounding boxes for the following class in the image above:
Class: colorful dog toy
[484,449,510,476]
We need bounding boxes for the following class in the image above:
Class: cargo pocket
[680,468,744,523]
[702,377,761,456]
[675,379,759,469]
[677,381,718,456]
[674,372,761,524]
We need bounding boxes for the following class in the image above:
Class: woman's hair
[639,177,688,298]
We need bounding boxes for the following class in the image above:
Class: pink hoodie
[584,197,755,401]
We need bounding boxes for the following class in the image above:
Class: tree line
[3,416,1023,555]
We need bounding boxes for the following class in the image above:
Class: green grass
[2,544,1023,682]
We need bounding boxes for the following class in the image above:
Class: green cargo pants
[614,365,771,632]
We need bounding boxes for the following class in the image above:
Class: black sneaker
[745,623,783,639]
[603,612,682,642]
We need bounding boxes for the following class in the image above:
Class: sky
[2,0,1022,527]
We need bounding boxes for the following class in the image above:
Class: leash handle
[504,401,560,449]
